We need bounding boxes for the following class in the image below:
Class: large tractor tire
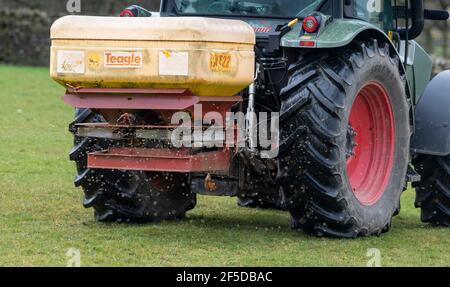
[413,155,450,226]
[69,108,196,222]
[277,40,410,238]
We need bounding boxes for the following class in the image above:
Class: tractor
[50,0,450,238]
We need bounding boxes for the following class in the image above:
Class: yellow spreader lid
[51,16,256,45]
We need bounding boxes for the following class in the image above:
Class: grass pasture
[0,65,449,267]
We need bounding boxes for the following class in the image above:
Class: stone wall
[0,0,161,66]
[1,0,448,70]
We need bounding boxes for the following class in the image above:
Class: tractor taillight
[300,41,316,47]
[303,16,319,33]
[119,5,152,17]
[119,9,134,17]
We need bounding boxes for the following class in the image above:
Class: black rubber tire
[412,155,450,226]
[277,40,410,238]
[69,108,196,222]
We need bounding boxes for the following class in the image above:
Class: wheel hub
[345,125,357,158]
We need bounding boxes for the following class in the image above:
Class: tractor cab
[157,0,447,106]
[158,0,446,53]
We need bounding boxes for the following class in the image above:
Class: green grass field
[0,65,449,267]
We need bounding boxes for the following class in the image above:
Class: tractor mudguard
[399,40,433,104]
[411,70,450,156]
[281,19,388,49]
[280,19,411,92]
[281,18,419,114]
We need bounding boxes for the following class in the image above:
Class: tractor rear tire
[277,40,410,238]
[413,155,450,226]
[69,108,196,222]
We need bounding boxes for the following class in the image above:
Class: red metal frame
[63,88,241,111]
[66,88,240,173]
[88,147,231,173]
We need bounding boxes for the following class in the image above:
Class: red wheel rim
[346,81,395,206]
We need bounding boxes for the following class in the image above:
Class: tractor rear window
[174,0,322,18]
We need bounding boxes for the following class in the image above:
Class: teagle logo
[104,51,143,68]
